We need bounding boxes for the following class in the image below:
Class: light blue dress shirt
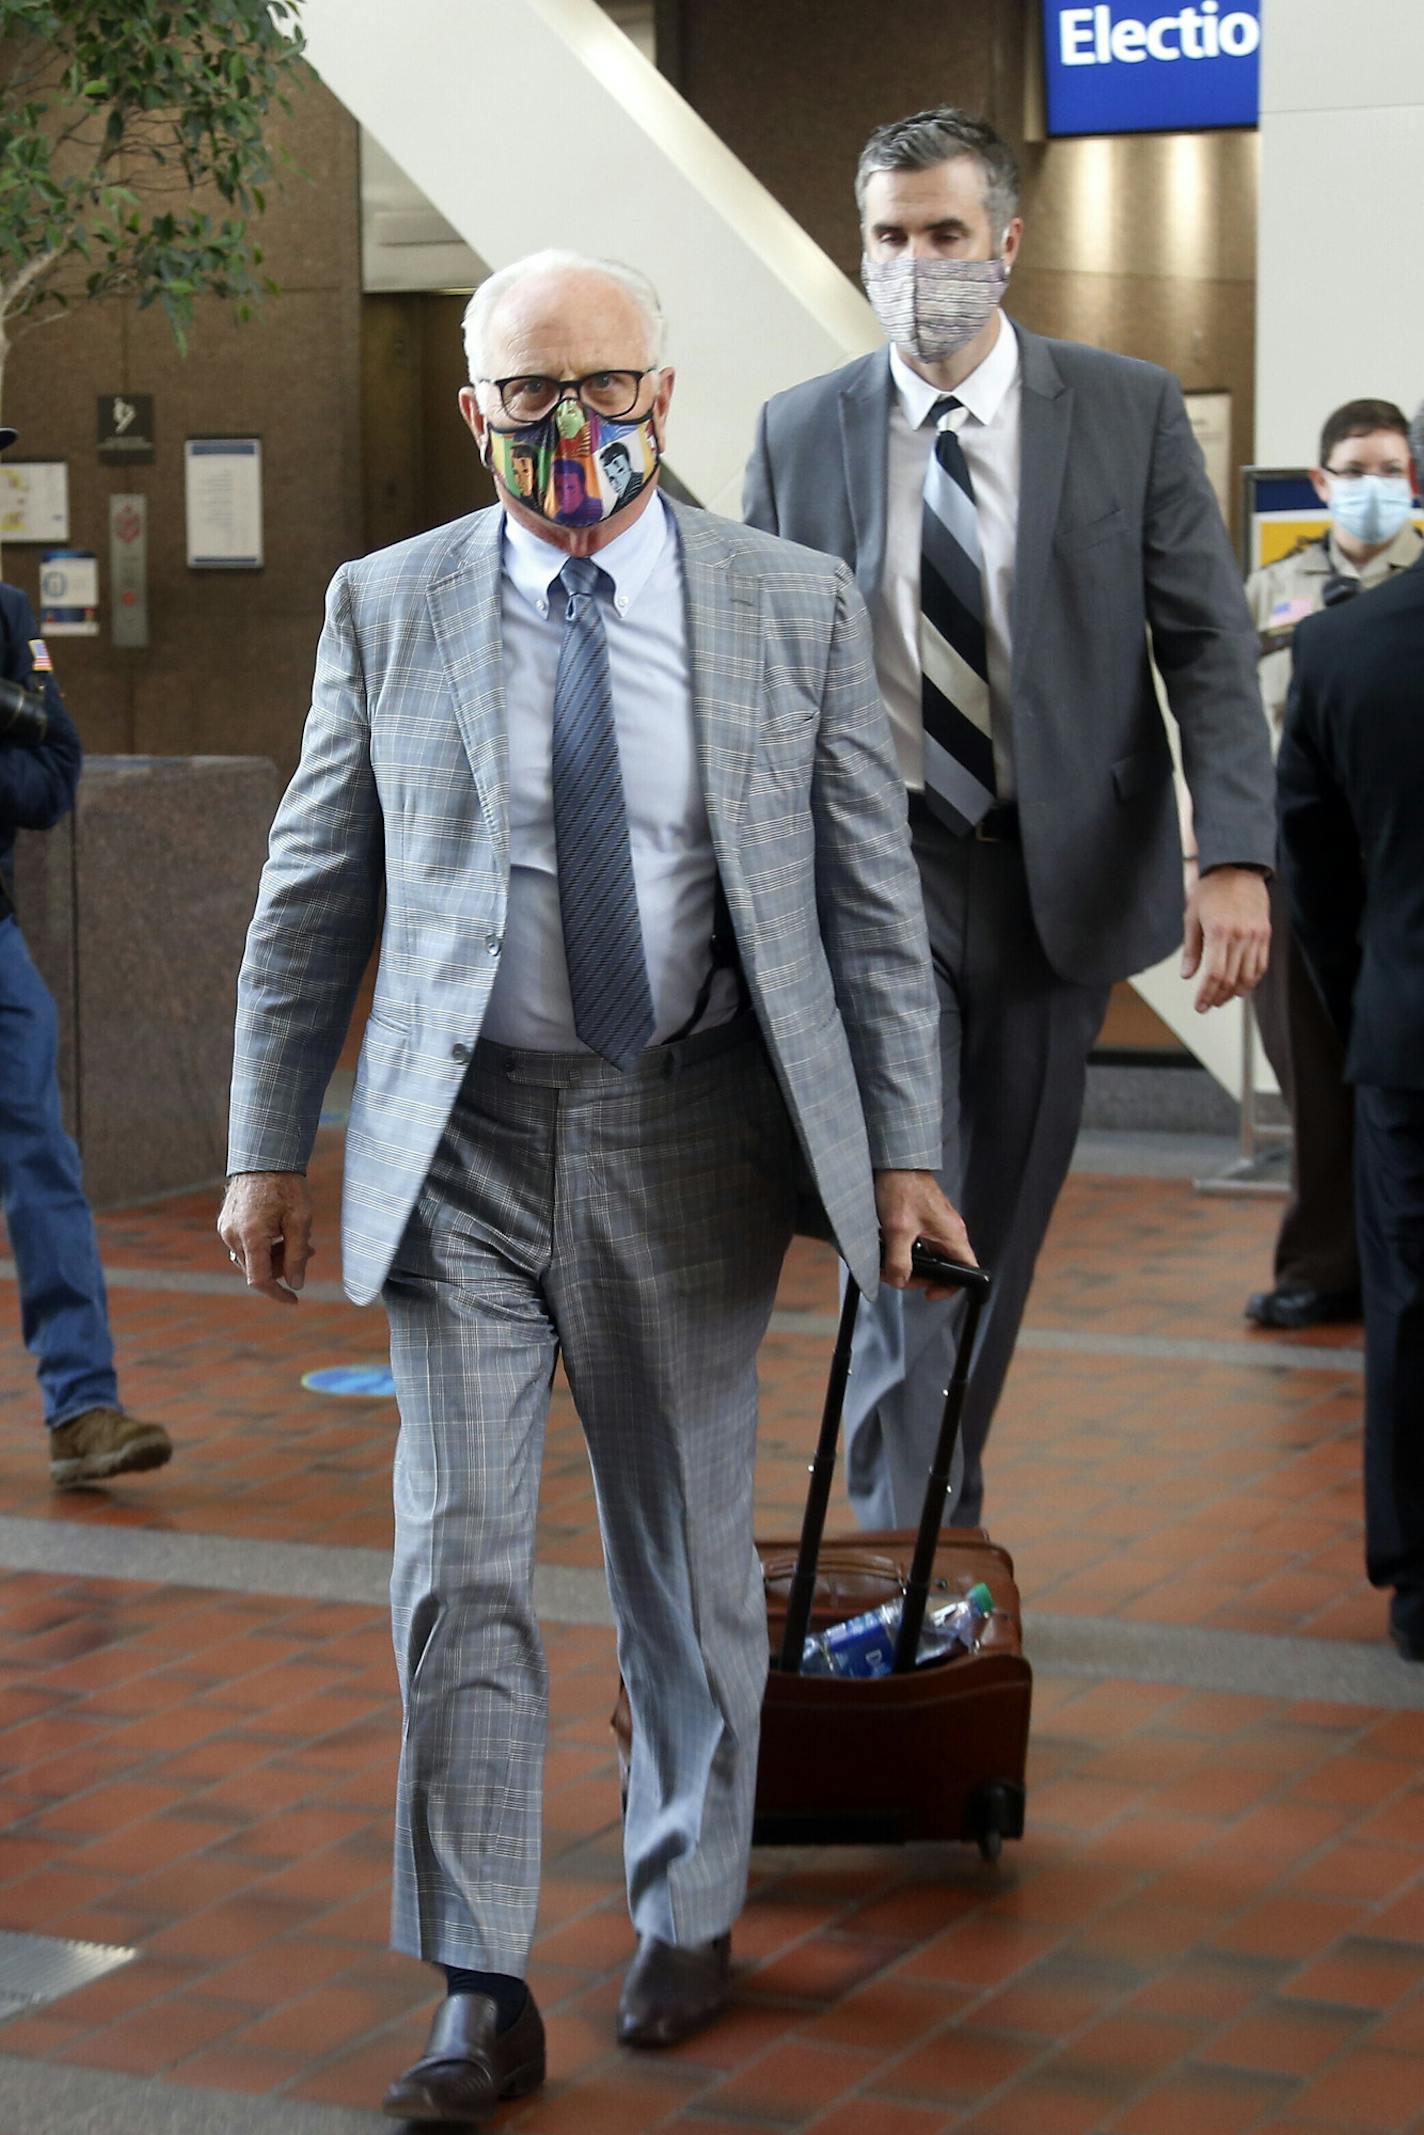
[481,493,737,1050]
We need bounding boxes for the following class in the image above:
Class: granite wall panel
[13,757,279,1207]
[10,819,78,1135]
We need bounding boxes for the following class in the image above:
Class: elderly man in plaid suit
[220,252,966,2125]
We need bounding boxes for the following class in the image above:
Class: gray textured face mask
[860,254,1009,363]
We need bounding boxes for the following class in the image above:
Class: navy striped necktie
[551,557,655,1070]
[919,395,995,834]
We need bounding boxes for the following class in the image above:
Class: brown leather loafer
[616,1933,731,2048]
[382,1990,545,2123]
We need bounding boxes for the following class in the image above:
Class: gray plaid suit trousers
[383,1016,796,1971]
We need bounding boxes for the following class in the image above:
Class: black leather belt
[908,794,1020,843]
[973,803,1019,843]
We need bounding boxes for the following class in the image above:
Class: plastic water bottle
[800,1581,994,1678]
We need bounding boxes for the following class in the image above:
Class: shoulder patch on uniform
[28,638,52,673]
[1269,597,1314,627]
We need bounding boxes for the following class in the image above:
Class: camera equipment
[0,674,48,746]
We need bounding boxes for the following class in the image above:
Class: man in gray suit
[219,251,966,2121]
[745,107,1275,1534]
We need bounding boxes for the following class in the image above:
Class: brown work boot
[49,1407,173,1489]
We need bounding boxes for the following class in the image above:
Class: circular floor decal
[301,1365,396,1398]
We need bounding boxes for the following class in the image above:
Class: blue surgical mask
[1326,474,1415,547]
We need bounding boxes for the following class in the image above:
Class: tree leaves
[0,0,307,365]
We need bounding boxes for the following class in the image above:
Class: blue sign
[1042,3,1260,136]
[302,1364,397,1399]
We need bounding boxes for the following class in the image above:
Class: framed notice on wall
[40,548,99,635]
[185,436,263,568]
[0,460,70,544]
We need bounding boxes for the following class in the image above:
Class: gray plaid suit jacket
[228,499,941,1303]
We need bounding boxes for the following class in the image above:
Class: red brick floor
[0,1138,1374,1627]
[2,1147,1422,2130]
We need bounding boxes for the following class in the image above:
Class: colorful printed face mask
[860,254,1010,364]
[486,397,660,528]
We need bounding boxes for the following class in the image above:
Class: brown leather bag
[754,1522,1030,1855]
[613,1252,1032,1859]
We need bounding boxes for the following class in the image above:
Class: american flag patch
[28,638,52,673]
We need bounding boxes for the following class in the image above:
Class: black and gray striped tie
[919,396,995,834]
[551,557,654,1070]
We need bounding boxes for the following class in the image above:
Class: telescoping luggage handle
[777,1246,992,1678]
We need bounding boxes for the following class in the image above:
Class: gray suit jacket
[228,499,941,1303]
[744,328,1275,986]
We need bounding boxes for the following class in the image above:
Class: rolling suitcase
[613,1248,1032,1861]
[753,1247,1031,1860]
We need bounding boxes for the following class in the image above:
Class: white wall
[360,132,487,295]
[1256,0,1424,461]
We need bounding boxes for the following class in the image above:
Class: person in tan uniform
[1244,397,1421,1330]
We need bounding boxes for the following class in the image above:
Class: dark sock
[441,1966,527,2032]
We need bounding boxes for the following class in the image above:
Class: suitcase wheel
[968,1780,1025,1863]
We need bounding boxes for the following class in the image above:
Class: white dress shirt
[481,492,737,1050]
[875,316,1022,797]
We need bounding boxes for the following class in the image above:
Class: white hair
[461,249,668,382]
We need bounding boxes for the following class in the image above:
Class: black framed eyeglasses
[1323,463,1411,481]
[480,369,656,425]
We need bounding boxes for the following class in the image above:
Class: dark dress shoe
[382,1990,545,2124]
[1244,1285,1363,1330]
[617,1933,731,2048]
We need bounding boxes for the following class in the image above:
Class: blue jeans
[0,914,118,1428]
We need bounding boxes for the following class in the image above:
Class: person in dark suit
[0,429,172,1486]
[744,107,1275,1530]
[1277,556,1424,1662]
